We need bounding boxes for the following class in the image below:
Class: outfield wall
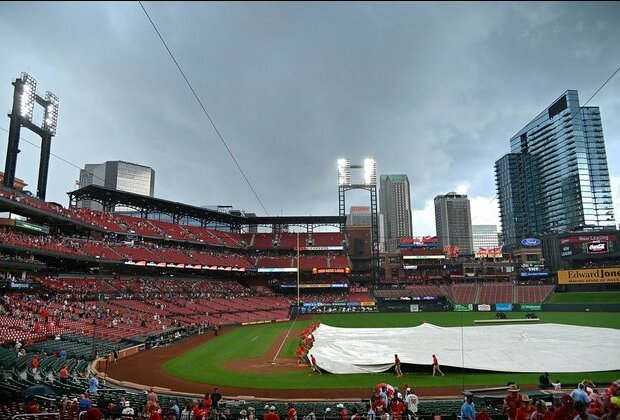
[374,300,620,313]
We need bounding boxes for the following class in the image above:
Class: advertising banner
[477,304,491,312]
[475,247,503,258]
[402,255,446,260]
[454,304,473,312]
[410,304,419,312]
[495,303,513,312]
[557,268,620,284]
[519,271,549,278]
[520,304,542,311]
[15,220,49,234]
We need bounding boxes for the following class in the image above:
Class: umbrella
[22,384,55,398]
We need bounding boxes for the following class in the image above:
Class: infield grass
[163,312,620,390]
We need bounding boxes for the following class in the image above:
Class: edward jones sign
[557,268,620,284]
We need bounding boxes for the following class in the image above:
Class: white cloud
[412,199,436,236]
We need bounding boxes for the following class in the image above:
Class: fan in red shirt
[287,403,297,420]
[503,384,523,420]
[391,397,405,420]
[550,394,577,420]
[264,406,280,420]
[476,402,492,420]
[515,395,535,420]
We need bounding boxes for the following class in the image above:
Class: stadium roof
[68,185,345,228]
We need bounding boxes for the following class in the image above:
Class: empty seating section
[517,285,554,303]
[41,277,115,293]
[149,219,195,241]
[212,230,245,247]
[278,233,308,249]
[330,255,350,268]
[80,240,123,261]
[478,282,512,304]
[310,232,345,246]
[155,248,194,264]
[182,225,222,245]
[72,208,126,232]
[255,256,293,268]
[115,215,164,237]
[110,244,163,262]
[406,284,444,297]
[299,256,328,269]
[252,233,276,249]
[448,283,478,303]
[347,292,374,302]
[189,251,227,266]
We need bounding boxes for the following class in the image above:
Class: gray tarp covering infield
[308,323,620,374]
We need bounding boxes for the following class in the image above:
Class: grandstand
[1,184,619,420]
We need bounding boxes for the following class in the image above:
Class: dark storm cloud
[0,2,618,233]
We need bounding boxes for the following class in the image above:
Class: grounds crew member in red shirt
[432,354,444,376]
[394,354,403,377]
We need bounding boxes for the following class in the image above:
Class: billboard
[560,234,617,258]
[557,268,620,284]
[399,236,439,248]
[475,246,503,259]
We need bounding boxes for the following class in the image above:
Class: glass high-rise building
[472,225,499,251]
[77,161,155,211]
[434,192,473,255]
[379,174,412,252]
[496,90,615,249]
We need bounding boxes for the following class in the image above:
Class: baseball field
[106,292,620,399]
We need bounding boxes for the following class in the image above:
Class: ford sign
[521,238,541,247]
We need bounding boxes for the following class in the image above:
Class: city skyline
[0,2,618,236]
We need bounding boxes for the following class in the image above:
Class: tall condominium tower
[495,90,615,249]
[434,192,473,255]
[379,174,412,252]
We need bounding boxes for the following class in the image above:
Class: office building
[77,161,155,211]
[495,90,615,249]
[434,192,473,255]
[379,174,412,252]
[472,225,499,251]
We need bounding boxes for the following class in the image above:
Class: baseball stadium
[1,4,620,419]
[0,179,619,418]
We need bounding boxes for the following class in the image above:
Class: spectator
[551,394,576,420]
[88,374,100,394]
[59,363,69,383]
[476,402,491,420]
[122,401,135,419]
[531,400,551,420]
[503,384,523,420]
[515,395,535,420]
[571,383,591,406]
[460,395,476,420]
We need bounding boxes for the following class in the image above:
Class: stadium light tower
[4,72,60,200]
[337,157,380,281]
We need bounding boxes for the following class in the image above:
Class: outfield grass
[163,312,620,390]
[548,291,620,304]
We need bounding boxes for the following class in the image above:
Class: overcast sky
[0,1,619,236]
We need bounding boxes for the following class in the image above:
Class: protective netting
[308,322,620,374]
